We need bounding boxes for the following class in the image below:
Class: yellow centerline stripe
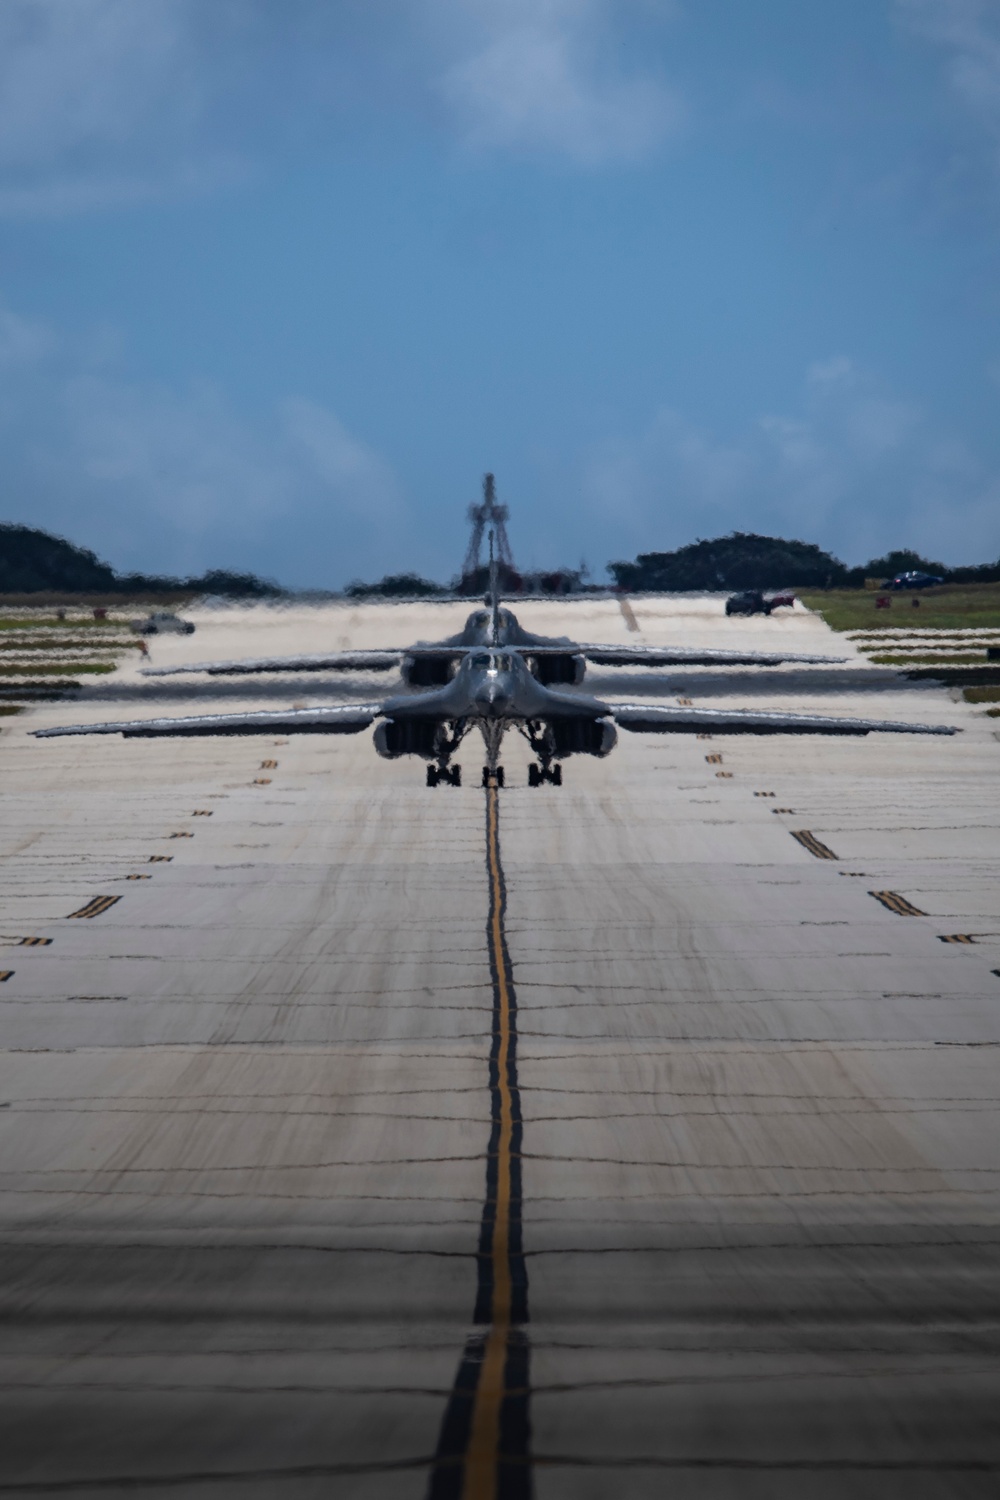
[462,785,514,1500]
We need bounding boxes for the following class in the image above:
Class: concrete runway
[0,594,998,1498]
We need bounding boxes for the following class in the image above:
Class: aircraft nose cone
[476,686,509,717]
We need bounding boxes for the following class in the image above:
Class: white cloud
[436,0,683,164]
[583,359,1000,565]
[897,0,1000,141]
[0,302,403,585]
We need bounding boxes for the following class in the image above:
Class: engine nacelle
[373,717,443,760]
[548,715,618,759]
[400,655,455,687]
[530,652,586,687]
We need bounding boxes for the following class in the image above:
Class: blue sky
[1,0,999,587]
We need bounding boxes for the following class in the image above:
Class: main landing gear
[482,765,505,788]
[427,764,461,787]
[528,762,561,787]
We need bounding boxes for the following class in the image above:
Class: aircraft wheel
[528,763,540,787]
[496,766,505,787]
[482,766,491,787]
[450,765,462,787]
[551,763,562,786]
[426,765,439,788]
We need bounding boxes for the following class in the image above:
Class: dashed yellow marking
[772,807,795,814]
[148,856,172,863]
[705,753,723,764]
[791,830,838,860]
[754,791,776,797]
[260,759,278,769]
[124,874,151,881]
[870,890,927,917]
[18,937,51,947]
[676,697,693,706]
[253,778,272,785]
[715,771,733,779]
[191,810,213,816]
[67,895,121,919]
[939,933,977,945]
[169,832,194,839]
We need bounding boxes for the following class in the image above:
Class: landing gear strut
[427,764,462,788]
[482,765,505,788]
[528,761,561,787]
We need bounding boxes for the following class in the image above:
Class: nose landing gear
[427,764,462,788]
[528,762,561,787]
[482,765,505,788]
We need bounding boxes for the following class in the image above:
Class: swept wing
[141,652,404,677]
[32,704,381,739]
[611,704,955,736]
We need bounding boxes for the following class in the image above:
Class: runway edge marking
[427,784,532,1500]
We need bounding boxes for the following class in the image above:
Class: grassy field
[799,582,1000,633]
[0,662,115,676]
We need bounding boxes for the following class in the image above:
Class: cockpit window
[495,654,513,671]
[470,652,492,669]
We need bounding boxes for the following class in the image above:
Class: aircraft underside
[374,713,617,788]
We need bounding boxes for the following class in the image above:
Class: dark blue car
[885,571,943,590]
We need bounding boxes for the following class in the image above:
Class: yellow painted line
[18,937,51,947]
[790,830,838,861]
[429,785,530,1499]
[148,856,172,863]
[870,890,927,917]
[705,753,723,764]
[67,895,121,919]
[462,785,515,1500]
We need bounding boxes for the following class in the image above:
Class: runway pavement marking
[18,937,51,946]
[148,856,172,863]
[123,874,151,881]
[66,895,121,919]
[870,890,928,917]
[772,808,796,814]
[253,777,272,785]
[939,933,978,944]
[790,830,839,860]
[168,832,193,839]
[754,791,776,797]
[428,784,531,1500]
[716,771,733,778]
[618,597,639,631]
[191,810,213,816]
[260,759,278,768]
[676,697,693,706]
[705,754,723,764]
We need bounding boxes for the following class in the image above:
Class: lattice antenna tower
[462,473,514,578]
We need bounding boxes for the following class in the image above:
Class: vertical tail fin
[488,529,500,646]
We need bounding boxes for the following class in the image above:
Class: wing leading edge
[578,645,846,667]
[611,704,956,736]
[32,705,382,739]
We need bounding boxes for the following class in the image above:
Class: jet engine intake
[530,652,586,687]
[548,715,618,759]
[373,717,444,760]
[400,655,455,687]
